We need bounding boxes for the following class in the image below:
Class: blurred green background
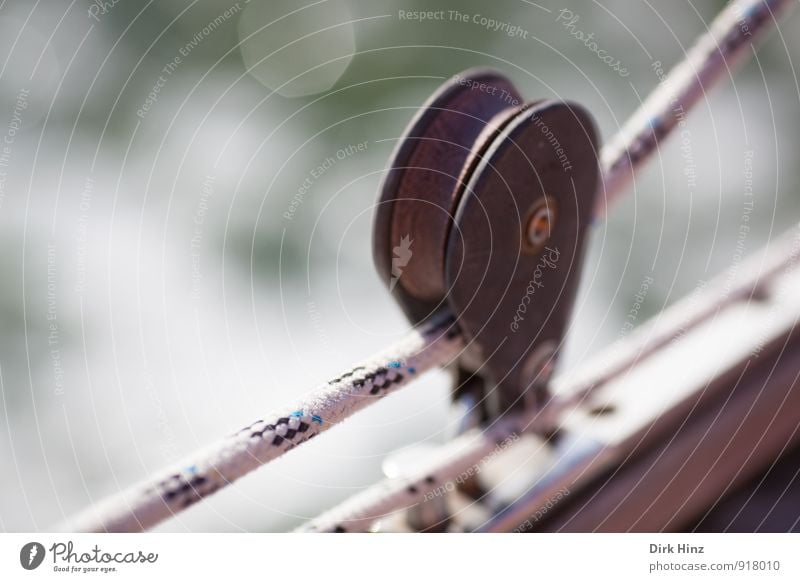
[0,0,798,531]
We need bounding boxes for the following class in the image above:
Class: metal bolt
[524,197,557,254]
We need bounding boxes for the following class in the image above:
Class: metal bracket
[374,69,599,416]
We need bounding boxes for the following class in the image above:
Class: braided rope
[64,0,792,533]
[299,224,800,533]
[599,0,793,212]
[66,316,463,532]
[296,408,546,533]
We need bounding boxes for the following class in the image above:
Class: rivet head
[524,197,557,254]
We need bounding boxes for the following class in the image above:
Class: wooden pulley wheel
[373,68,600,412]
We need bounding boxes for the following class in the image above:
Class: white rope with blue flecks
[64,0,792,533]
[65,316,463,532]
